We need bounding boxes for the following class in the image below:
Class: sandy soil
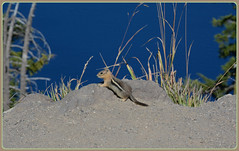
[3,80,237,149]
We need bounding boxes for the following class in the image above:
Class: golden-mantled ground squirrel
[97,69,148,106]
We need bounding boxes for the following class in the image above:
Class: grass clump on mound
[44,56,93,101]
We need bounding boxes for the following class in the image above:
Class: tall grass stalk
[111,3,148,75]
[155,3,209,106]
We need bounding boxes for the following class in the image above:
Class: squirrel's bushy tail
[129,95,148,107]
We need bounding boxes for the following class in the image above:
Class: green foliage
[199,8,236,99]
[10,50,22,68]
[10,50,53,75]
[213,14,236,58]
[9,49,53,106]
[12,21,26,40]
[3,14,26,41]
[9,80,20,108]
[27,53,53,76]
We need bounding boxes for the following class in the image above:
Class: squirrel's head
[97,68,112,80]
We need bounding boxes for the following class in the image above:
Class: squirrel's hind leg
[120,97,128,102]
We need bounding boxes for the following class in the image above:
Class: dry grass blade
[132,57,148,80]
[99,53,108,68]
[186,41,194,78]
[121,25,147,53]
[76,56,93,90]
[112,3,148,73]
[112,25,147,73]
[205,62,236,101]
[146,47,153,81]
[123,58,137,80]
[118,3,144,51]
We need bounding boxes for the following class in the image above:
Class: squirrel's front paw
[98,83,105,87]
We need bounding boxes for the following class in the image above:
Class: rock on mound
[3,80,236,148]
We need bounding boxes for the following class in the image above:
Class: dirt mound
[3,80,236,148]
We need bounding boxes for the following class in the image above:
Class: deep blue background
[2,3,236,91]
